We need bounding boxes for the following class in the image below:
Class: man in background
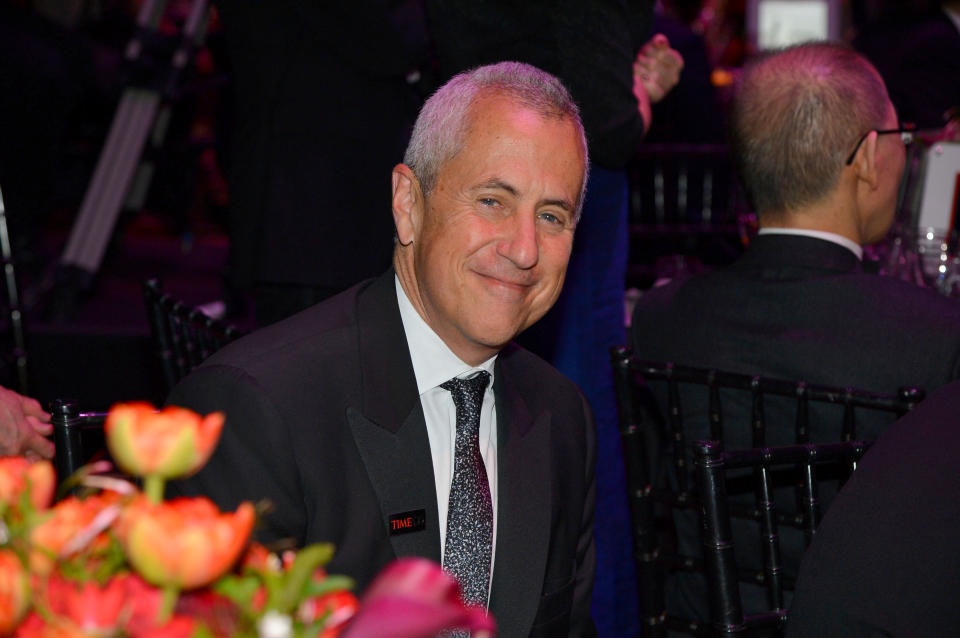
[631,41,960,619]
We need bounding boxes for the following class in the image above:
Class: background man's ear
[853,131,880,189]
[392,164,423,246]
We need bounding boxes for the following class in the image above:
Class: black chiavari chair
[694,439,871,637]
[143,278,243,393]
[610,345,923,636]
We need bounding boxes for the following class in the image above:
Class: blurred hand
[0,386,53,460]
[342,558,496,638]
[634,33,684,104]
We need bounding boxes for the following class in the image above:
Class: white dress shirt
[395,276,499,568]
[758,227,863,260]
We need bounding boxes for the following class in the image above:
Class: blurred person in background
[853,0,960,130]
[216,1,431,327]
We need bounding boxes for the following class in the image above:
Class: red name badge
[388,509,426,535]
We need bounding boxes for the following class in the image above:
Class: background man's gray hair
[730,41,890,218]
[404,61,590,220]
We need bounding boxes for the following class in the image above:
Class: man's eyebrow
[473,178,519,197]
[473,178,573,212]
[541,197,574,212]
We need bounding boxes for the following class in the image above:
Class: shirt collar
[395,275,497,395]
[757,227,863,260]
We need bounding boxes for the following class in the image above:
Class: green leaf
[214,574,262,608]
[270,544,335,613]
[191,623,218,638]
[302,575,355,598]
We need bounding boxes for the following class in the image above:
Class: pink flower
[343,558,496,638]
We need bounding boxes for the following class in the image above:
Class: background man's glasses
[845,123,916,165]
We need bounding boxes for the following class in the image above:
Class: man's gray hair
[404,61,589,219]
[730,42,891,217]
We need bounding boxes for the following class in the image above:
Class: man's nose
[497,212,539,269]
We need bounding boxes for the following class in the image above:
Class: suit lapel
[489,350,552,636]
[347,271,441,563]
[348,273,553,632]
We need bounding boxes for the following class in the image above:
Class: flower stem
[144,475,165,504]
[272,543,334,613]
[159,584,179,623]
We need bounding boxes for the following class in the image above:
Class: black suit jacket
[632,234,960,436]
[787,380,960,637]
[168,271,597,638]
[630,234,960,618]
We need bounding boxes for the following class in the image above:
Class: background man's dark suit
[217,1,429,322]
[632,234,960,435]
[169,271,597,638]
[787,380,960,637]
[629,233,960,617]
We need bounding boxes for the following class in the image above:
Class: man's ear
[852,130,880,190]
[392,164,423,246]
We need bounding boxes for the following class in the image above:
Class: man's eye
[479,197,499,207]
[538,212,563,225]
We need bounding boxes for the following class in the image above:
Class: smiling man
[169,62,596,638]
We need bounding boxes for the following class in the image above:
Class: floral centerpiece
[0,403,495,638]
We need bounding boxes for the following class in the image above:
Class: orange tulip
[29,493,122,575]
[118,496,254,589]
[0,458,55,512]
[34,573,163,637]
[0,550,29,633]
[105,402,224,480]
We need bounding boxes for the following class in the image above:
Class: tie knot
[440,371,491,409]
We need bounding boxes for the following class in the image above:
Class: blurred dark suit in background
[217,1,430,326]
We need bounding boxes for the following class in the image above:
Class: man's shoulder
[630,271,721,327]
[201,278,376,374]
[633,261,960,318]
[847,271,960,321]
[498,342,588,413]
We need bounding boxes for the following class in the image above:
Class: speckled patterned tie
[441,371,493,611]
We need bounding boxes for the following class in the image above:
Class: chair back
[0,185,29,394]
[143,278,243,392]
[51,398,109,493]
[610,346,923,636]
[694,439,871,637]
[627,144,753,287]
